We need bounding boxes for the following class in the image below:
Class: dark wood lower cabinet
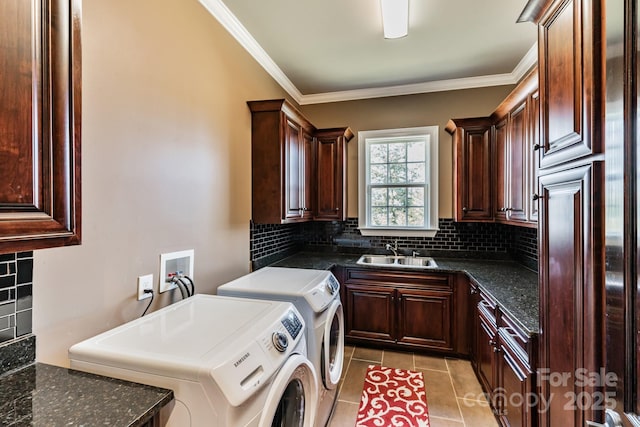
[339,267,537,426]
[470,286,537,427]
[343,268,461,354]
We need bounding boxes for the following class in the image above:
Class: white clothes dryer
[217,267,344,427]
[69,294,318,427]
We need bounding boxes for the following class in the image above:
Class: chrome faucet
[385,240,399,256]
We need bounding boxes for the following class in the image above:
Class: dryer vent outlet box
[159,249,194,293]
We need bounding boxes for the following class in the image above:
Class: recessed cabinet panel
[508,102,528,223]
[345,283,395,342]
[284,119,303,220]
[528,91,540,222]
[539,0,600,168]
[494,120,508,221]
[397,289,453,350]
[0,0,82,252]
[448,118,493,222]
[314,128,352,221]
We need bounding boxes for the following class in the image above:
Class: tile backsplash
[251,218,538,271]
[0,252,33,344]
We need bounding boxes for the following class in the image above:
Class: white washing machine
[217,267,344,427]
[69,294,318,427]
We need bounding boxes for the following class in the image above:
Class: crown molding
[198,0,303,101]
[199,0,538,105]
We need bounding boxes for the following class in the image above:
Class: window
[358,126,439,237]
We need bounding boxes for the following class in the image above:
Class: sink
[356,254,438,269]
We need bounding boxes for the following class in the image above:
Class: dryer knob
[272,332,289,352]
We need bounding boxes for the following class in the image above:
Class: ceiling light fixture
[380,0,409,39]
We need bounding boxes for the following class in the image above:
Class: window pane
[371,188,388,206]
[389,188,406,206]
[408,188,424,206]
[388,143,406,163]
[389,164,406,183]
[407,141,425,162]
[390,208,407,226]
[370,165,387,184]
[371,207,388,226]
[370,144,387,164]
[407,163,425,183]
[408,207,424,226]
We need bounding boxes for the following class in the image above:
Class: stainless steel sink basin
[356,254,438,269]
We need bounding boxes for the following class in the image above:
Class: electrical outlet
[137,274,154,300]
[159,249,194,293]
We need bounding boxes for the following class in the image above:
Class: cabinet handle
[470,287,479,295]
[533,143,542,151]
[462,207,468,212]
[334,208,340,211]
[504,207,513,212]
[532,194,541,201]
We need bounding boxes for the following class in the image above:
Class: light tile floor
[328,345,499,427]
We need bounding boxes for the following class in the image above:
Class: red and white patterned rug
[356,365,430,427]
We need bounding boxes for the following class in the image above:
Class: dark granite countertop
[0,363,173,426]
[271,252,539,335]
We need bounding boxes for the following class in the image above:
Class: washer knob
[326,277,339,295]
[272,332,289,352]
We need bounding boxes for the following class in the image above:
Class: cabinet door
[538,0,601,168]
[527,91,540,223]
[538,163,605,427]
[301,130,314,220]
[344,283,395,343]
[451,119,493,221]
[315,136,339,220]
[494,119,508,222]
[507,102,527,223]
[0,0,81,252]
[396,288,453,351]
[284,118,303,221]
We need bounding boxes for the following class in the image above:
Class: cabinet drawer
[499,311,534,366]
[345,268,452,290]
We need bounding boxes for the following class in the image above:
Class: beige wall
[33,0,289,366]
[301,87,513,218]
[31,0,514,366]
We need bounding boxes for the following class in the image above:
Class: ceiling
[198,0,538,105]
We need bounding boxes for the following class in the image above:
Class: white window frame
[358,126,439,237]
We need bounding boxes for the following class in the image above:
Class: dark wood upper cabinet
[313,128,353,221]
[538,0,602,169]
[446,117,493,222]
[0,0,82,252]
[492,69,539,228]
[249,100,316,224]
[449,69,539,227]
[248,99,351,224]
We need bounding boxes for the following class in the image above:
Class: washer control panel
[325,274,339,295]
[281,310,303,339]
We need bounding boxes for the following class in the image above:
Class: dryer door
[321,300,344,389]
[259,354,318,427]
